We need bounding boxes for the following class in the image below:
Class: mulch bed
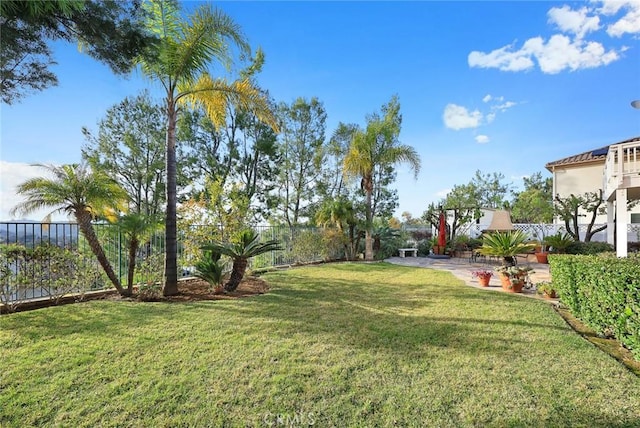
[161,277,270,302]
[2,277,270,314]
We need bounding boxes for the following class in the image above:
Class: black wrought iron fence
[0,222,343,305]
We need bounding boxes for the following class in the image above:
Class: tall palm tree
[11,163,128,295]
[201,230,281,292]
[138,0,277,296]
[343,96,421,261]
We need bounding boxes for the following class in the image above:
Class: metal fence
[4,220,639,305]
[0,222,343,304]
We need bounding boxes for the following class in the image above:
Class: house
[545,136,640,256]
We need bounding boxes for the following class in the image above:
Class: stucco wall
[552,161,640,224]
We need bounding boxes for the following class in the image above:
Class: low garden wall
[549,253,640,359]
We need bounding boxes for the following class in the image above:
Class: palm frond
[179,75,278,132]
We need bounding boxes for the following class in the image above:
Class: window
[631,214,640,224]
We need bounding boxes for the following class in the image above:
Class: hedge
[549,253,640,359]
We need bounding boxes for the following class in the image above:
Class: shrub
[549,253,640,359]
[135,253,164,286]
[417,240,431,256]
[290,230,322,264]
[566,241,614,255]
[194,250,226,291]
[0,243,104,311]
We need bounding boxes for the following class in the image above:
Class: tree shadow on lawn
[1,300,201,343]
[204,276,570,360]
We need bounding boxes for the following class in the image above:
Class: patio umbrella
[438,211,446,250]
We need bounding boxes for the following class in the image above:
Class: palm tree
[138,0,277,296]
[315,197,360,260]
[343,96,421,261]
[11,163,128,295]
[201,230,281,292]
[117,213,162,296]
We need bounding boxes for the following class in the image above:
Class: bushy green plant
[194,250,226,291]
[0,243,104,310]
[202,230,282,292]
[566,241,614,255]
[467,238,483,250]
[320,228,348,261]
[544,232,574,253]
[373,226,405,260]
[289,229,322,264]
[134,253,164,286]
[549,253,640,359]
[137,282,162,301]
[535,281,557,298]
[417,240,431,256]
[478,230,535,266]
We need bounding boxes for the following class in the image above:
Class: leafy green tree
[275,97,327,226]
[202,230,281,292]
[0,0,156,104]
[234,101,281,220]
[510,172,553,223]
[471,170,512,209]
[442,183,481,241]
[343,96,421,261]
[82,91,166,217]
[317,122,359,200]
[554,191,607,242]
[11,163,129,295]
[137,0,276,296]
[177,107,236,194]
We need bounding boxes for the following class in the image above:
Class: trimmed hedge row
[549,253,640,359]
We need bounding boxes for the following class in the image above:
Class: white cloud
[482,94,492,103]
[486,112,496,123]
[475,135,490,144]
[468,43,535,72]
[442,104,483,130]
[599,0,640,37]
[469,35,621,74]
[469,2,633,74]
[532,34,620,73]
[0,161,68,221]
[493,101,517,112]
[548,5,600,39]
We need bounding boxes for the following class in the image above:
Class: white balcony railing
[603,140,640,200]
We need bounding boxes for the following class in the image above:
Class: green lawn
[1,263,639,427]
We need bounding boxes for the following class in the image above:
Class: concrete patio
[385,255,554,300]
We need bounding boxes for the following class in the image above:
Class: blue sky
[2,0,640,221]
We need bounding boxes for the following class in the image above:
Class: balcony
[603,138,640,202]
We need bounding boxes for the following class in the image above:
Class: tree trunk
[75,211,125,295]
[164,100,179,296]
[503,256,516,267]
[126,238,139,297]
[225,257,248,292]
[364,187,373,261]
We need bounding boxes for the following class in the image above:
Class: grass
[1,262,639,427]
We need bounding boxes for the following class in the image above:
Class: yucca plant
[201,230,282,292]
[478,230,535,267]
